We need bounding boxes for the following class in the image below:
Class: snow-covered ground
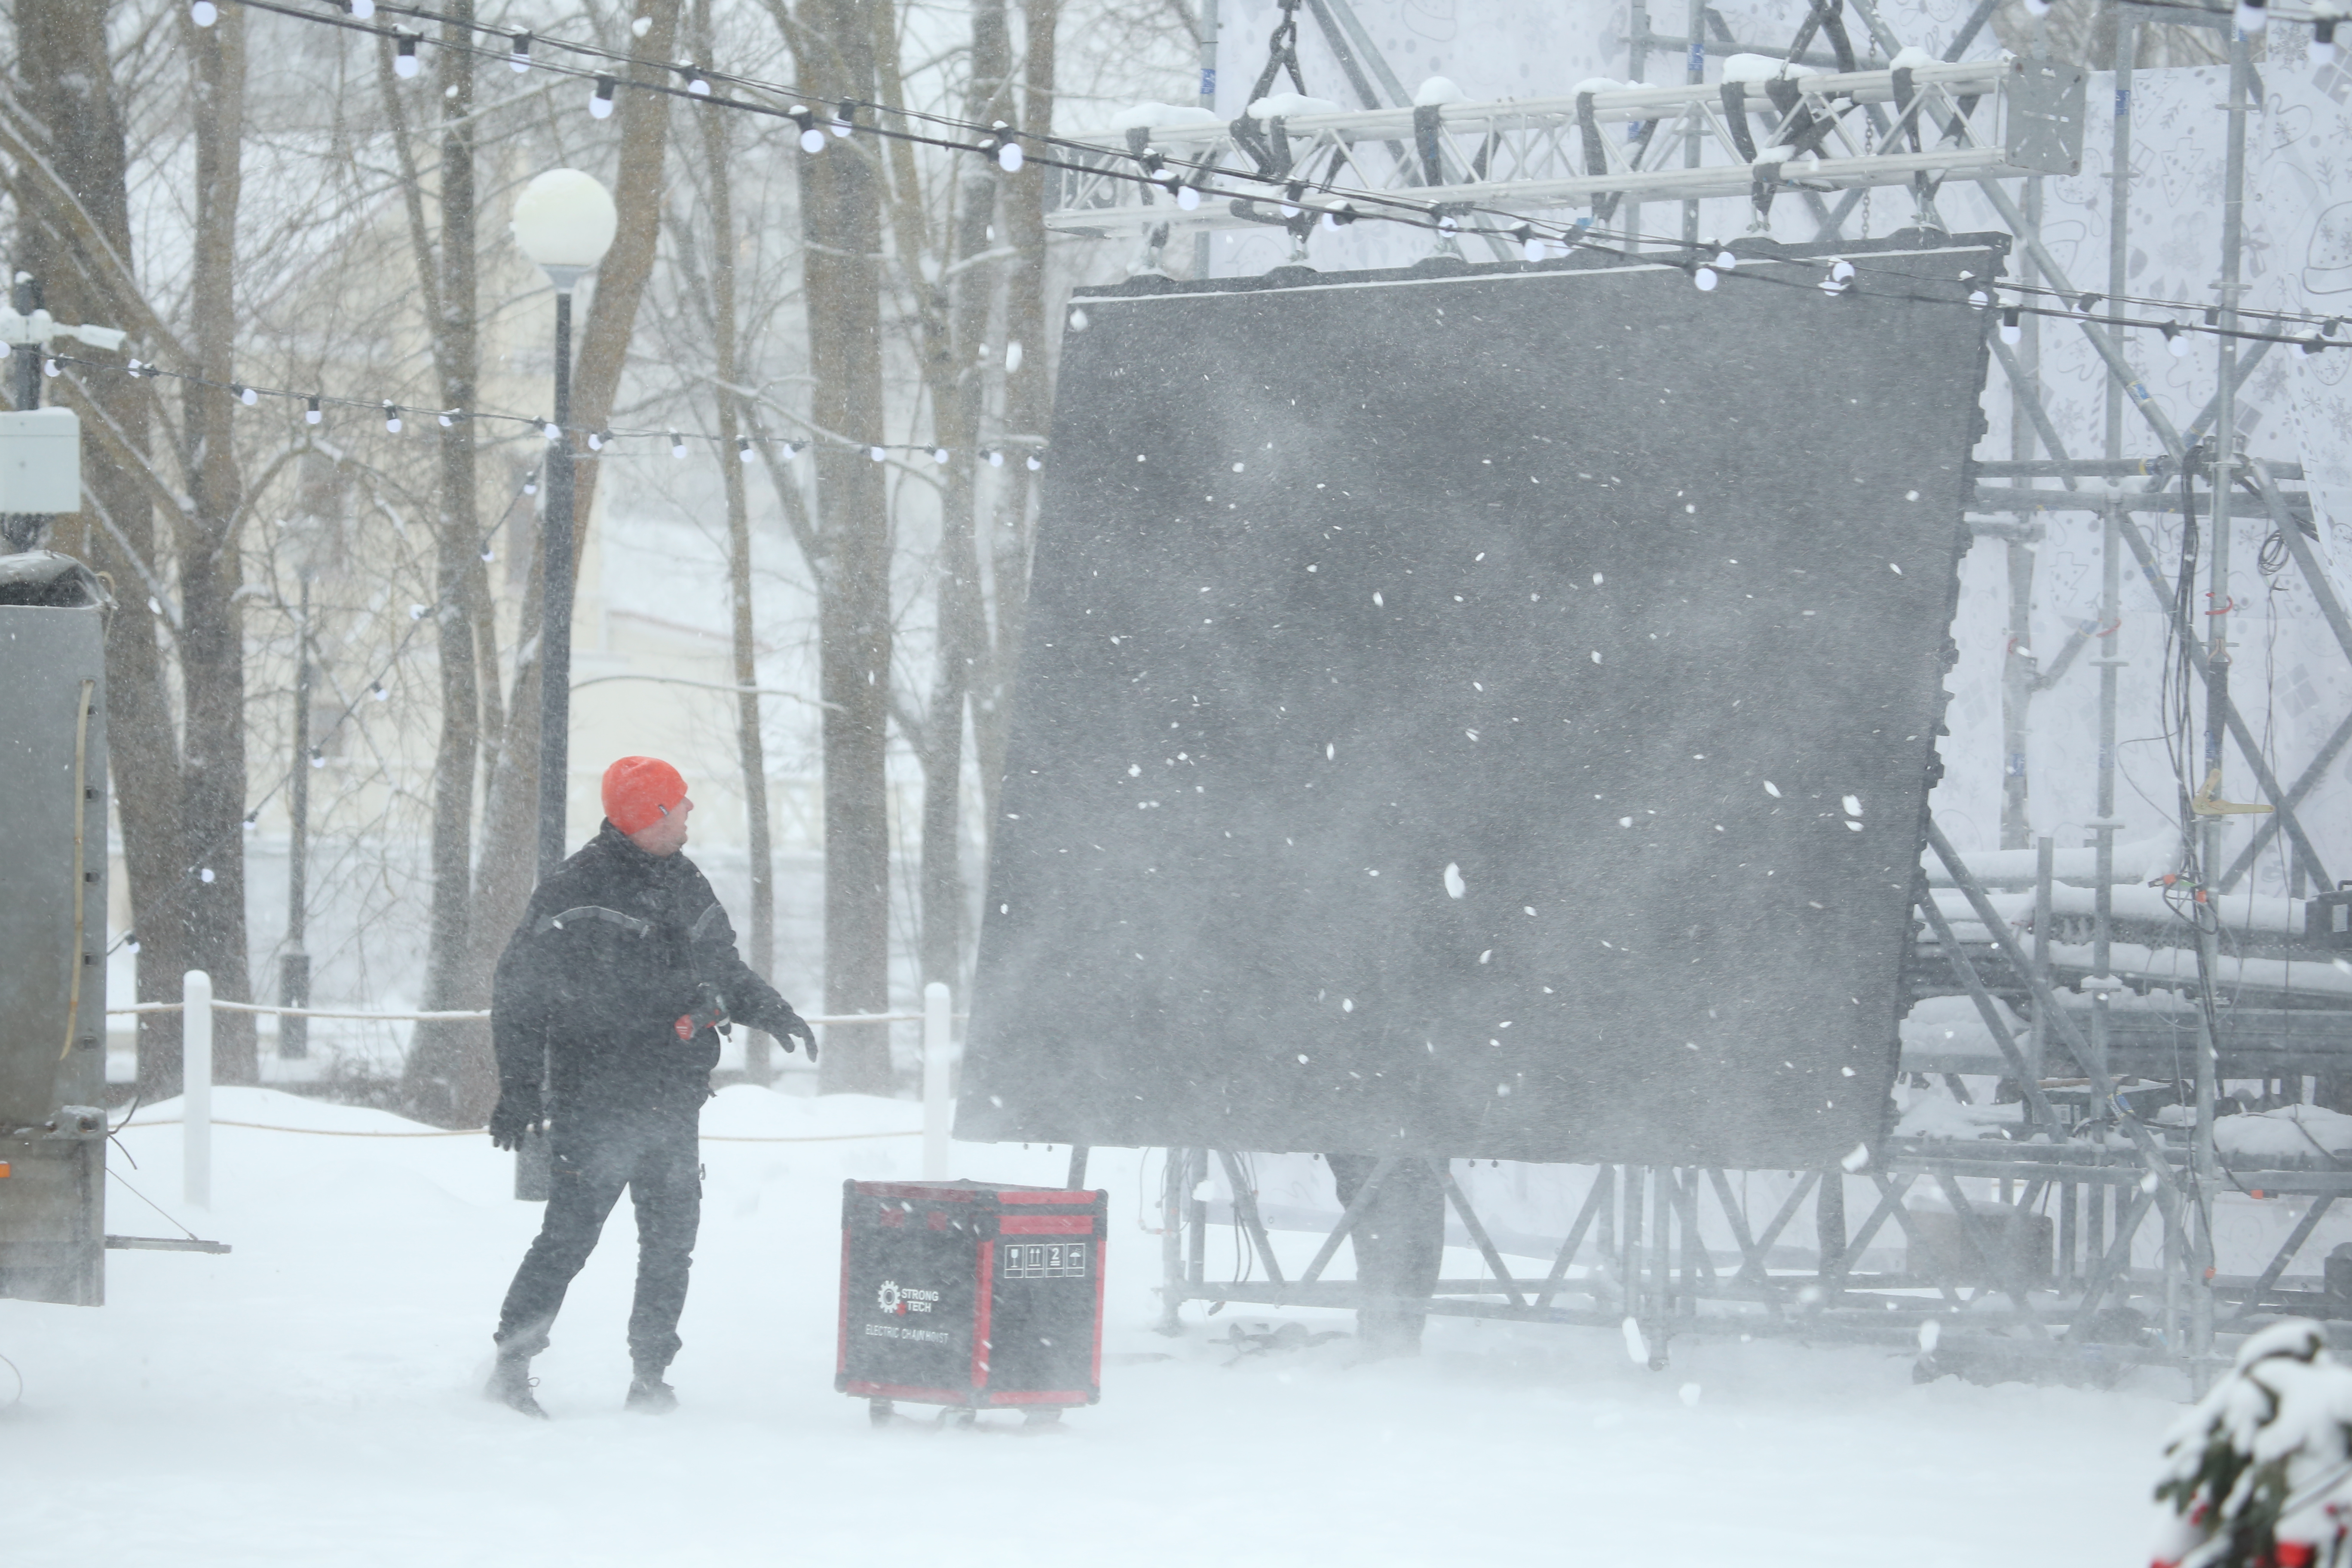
[5,1086,2178,1567]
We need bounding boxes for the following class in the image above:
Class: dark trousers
[1326,1154,1446,1354]
[495,1112,701,1372]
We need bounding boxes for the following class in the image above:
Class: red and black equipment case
[836,1179,1106,1416]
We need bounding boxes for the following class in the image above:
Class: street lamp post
[511,169,617,878]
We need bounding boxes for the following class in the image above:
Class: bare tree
[773,0,896,1094]
[174,0,259,1083]
[392,0,493,1125]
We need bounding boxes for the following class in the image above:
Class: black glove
[488,1085,545,1152]
[764,1005,819,1063]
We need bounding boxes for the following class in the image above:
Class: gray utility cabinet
[0,550,110,1305]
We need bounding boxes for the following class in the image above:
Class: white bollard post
[183,968,212,1209]
[922,982,952,1181]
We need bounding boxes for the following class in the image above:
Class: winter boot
[625,1365,678,1415]
[485,1353,549,1420]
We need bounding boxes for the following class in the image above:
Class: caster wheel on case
[950,1407,978,1429]
[868,1398,894,1427]
[1021,1408,1063,1428]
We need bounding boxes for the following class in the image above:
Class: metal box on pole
[0,408,83,514]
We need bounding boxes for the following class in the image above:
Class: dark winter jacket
[492,820,799,1123]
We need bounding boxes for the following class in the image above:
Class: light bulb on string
[2318,18,2340,65]
[1715,250,1739,270]
[984,449,1004,468]
[1177,184,1202,211]
[670,432,689,459]
[306,395,322,424]
[369,681,388,702]
[781,441,801,461]
[738,437,756,464]
[543,422,562,442]
[868,445,887,462]
[383,402,402,433]
[233,382,257,406]
[589,77,617,119]
[508,32,531,71]
[992,123,1023,171]
[684,63,712,96]
[1822,258,1855,294]
[394,34,421,78]
[791,107,825,154]
[41,358,59,378]
[1026,454,1042,471]
[932,447,950,464]
[2237,0,2267,33]
[348,0,374,18]
[1515,225,1542,263]
[523,471,539,496]
[190,0,218,25]
[2304,334,2329,355]
[2000,307,2022,345]
[1693,265,1718,292]
[586,430,604,452]
[833,100,857,137]
[1322,203,1358,228]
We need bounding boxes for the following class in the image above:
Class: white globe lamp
[511,168,617,291]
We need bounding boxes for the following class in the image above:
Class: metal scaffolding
[1088,0,2352,1390]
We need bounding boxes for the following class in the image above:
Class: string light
[347,0,375,18]
[984,449,1004,467]
[41,358,59,378]
[437,408,456,426]
[1176,184,1202,211]
[1821,258,1855,295]
[2237,0,2268,32]
[931,447,950,464]
[683,63,711,96]
[190,0,219,24]
[586,429,605,450]
[507,31,530,70]
[790,106,825,154]
[2000,307,2022,345]
[383,401,401,432]
[1693,264,1719,292]
[832,100,857,138]
[737,436,755,463]
[2318,15,2340,64]
[868,445,886,462]
[1026,454,1042,471]
[306,395,322,423]
[670,432,689,458]
[542,421,562,441]
[394,32,420,76]
[233,381,257,405]
[589,75,616,119]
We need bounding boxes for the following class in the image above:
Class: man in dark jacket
[484,755,816,1418]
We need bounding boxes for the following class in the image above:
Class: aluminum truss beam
[1046,58,2086,239]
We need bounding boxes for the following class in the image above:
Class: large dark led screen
[960,237,2000,1169]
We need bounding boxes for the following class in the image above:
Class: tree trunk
[975,0,1058,845]
[786,0,895,1094]
[175,2,257,1084]
[404,0,491,1125]
[12,0,191,1098]
[460,0,679,1020]
[693,0,781,1081]
[910,0,1008,993]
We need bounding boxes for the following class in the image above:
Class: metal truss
[1044,57,2087,243]
[1108,0,2352,1392]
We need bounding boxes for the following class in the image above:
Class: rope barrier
[111,1117,922,1143]
[106,1002,927,1025]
